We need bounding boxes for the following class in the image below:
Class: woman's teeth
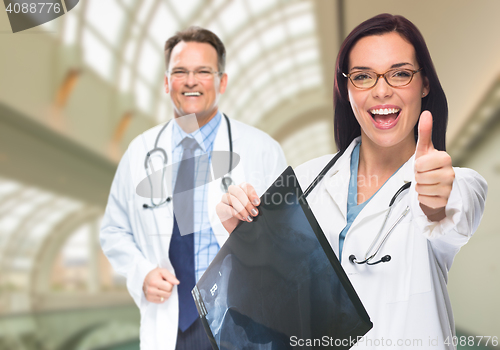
[370,108,400,115]
[369,107,400,127]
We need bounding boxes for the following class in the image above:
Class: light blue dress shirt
[171,112,222,281]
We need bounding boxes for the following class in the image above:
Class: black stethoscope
[302,148,412,265]
[143,114,234,209]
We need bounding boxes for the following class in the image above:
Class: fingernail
[252,199,259,206]
[247,215,253,222]
[251,209,258,216]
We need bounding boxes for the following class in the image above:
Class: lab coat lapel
[323,139,360,220]
[149,121,175,265]
[152,120,174,211]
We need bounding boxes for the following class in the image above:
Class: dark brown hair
[164,26,226,72]
[333,14,448,152]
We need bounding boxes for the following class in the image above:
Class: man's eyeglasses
[167,68,222,81]
[343,68,423,89]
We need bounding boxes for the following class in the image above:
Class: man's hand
[414,111,455,221]
[143,267,180,304]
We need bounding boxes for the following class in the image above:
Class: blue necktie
[169,137,199,332]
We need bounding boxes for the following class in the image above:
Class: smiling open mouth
[183,92,202,96]
[369,108,401,127]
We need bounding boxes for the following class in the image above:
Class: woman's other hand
[216,182,261,234]
[414,111,455,221]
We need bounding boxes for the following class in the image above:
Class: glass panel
[250,71,271,92]
[86,0,124,45]
[124,38,138,64]
[149,3,178,48]
[301,74,322,90]
[227,25,255,56]
[205,20,225,43]
[135,79,152,114]
[119,0,136,9]
[219,0,248,34]
[247,0,278,16]
[261,23,287,49]
[63,10,78,45]
[283,1,312,18]
[295,48,319,65]
[138,40,162,85]
[82,28,113,81]
[62,224,89,264]
[171,0,202,23]
[0,178,21,197]
[272,57,294,76]
[136,0,155,25]
[224,61,240,81]
[237,39,260,67]
[259,90,281,113]
[287,14,315,37]
[232,87,253,112]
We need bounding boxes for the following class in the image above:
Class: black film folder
[193,166,373,349]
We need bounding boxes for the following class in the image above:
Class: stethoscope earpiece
[143,197,171,209]
[349,254,392,265]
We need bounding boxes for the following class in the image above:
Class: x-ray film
[193,166,373,349]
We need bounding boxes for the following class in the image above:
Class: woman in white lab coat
[217,14,487,349]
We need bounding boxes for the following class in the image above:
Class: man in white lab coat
[100,26,286,350]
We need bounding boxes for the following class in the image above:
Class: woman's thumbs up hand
[414,111,455,221]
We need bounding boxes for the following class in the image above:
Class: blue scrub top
[338,142,400,262]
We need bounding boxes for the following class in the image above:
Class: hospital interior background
[0,0,499,349]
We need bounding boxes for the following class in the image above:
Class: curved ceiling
[43,0,328,152]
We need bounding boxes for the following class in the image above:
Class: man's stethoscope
[302,148,411,266]
[142,114,234,209]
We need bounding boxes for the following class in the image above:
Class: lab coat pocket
[384,221,432,303]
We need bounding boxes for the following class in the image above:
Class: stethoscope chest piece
[220,176,234,192]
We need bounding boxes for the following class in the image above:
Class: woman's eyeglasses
[343,68,423,89]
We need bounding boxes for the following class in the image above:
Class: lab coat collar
[324,137,360,220]
[323,137,414,222]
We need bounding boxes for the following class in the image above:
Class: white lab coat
[100,115,287,350]
[295,137,487,350]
